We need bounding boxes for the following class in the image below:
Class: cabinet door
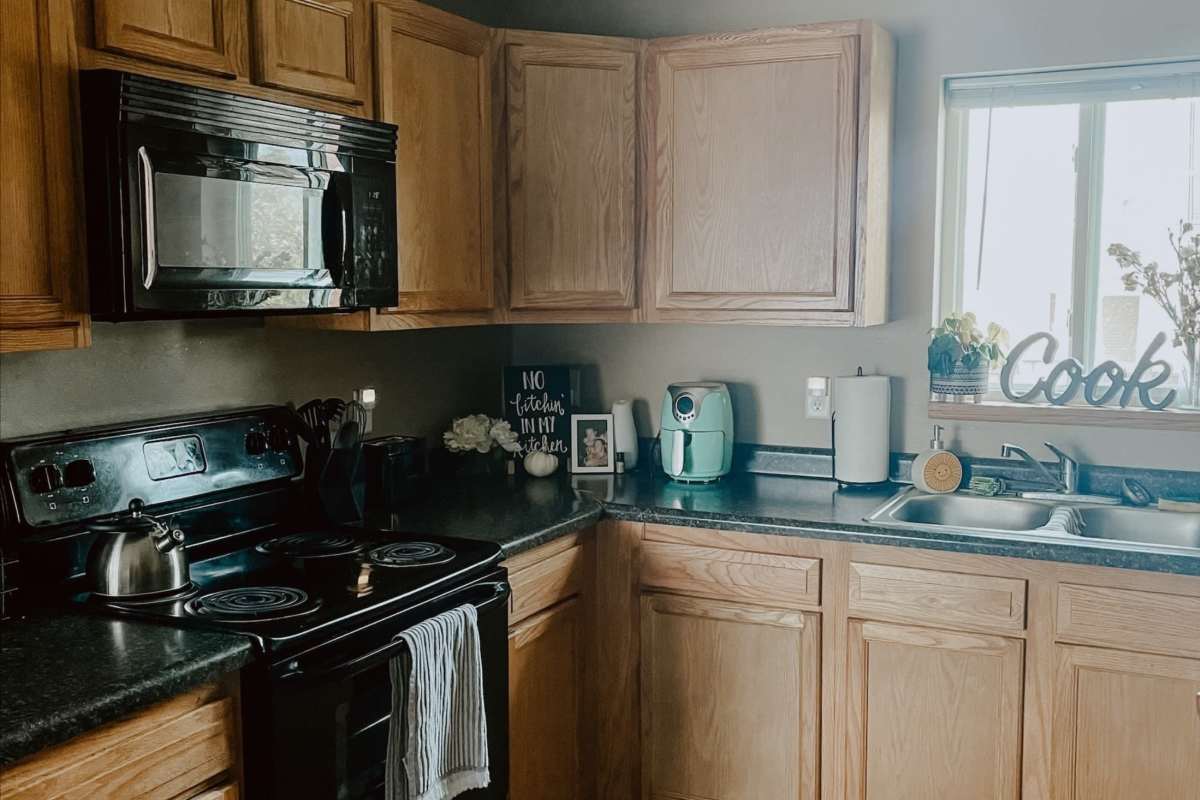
[644,31,859,317]
[92,0,246,78]
[251,0,367,103]
[509,597,585,800]
[374,1,493,312]
[0,0,89,353]
[1052,645,1200,800]
[641,593,820,800]
[845,620,1024,800]
[506,42,636,310]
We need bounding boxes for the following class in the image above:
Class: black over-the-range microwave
[79,70,399,320]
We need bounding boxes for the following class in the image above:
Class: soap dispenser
[912,425,963,494]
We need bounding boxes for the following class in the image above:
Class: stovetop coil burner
[257,533,363,559]
[185,586,320,622]
[367,541,455,568]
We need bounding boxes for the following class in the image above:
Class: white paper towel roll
[832,373,891,484]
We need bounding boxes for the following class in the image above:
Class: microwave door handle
[286,581,509,682]
[322,174,350,285]
[136,147,158,290]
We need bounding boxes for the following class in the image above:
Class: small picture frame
[570,413,615,473]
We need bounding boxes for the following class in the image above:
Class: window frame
[933,58,1200,400]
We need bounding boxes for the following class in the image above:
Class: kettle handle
[670,429,685,477]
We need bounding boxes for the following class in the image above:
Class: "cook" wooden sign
[999,331,1177,410]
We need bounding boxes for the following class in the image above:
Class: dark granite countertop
[370,476,603,556]
[0,614,254,767]
[380,470,1200,575]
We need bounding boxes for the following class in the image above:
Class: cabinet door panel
[93,0,245,78]
[1052,645,1200,800]
[506,44,636,310]
[252,0,366,103]
[509,598,584,800]
[1,0,89,353]
[641,593,820,800]
[645,34,858,313]
[374,1,493,312]
[846,620,1024,800]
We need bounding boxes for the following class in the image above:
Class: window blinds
[945,59,1200,109]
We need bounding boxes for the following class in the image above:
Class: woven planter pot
[930,362,990,397]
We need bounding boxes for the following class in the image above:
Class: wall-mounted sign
[999,331,1176,410]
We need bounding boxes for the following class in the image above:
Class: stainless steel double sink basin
[866,490,1200,552]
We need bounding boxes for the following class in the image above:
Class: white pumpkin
[523,450,559,477]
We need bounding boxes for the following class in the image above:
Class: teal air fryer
[659,382,734,482]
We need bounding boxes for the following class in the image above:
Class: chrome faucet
[999,441,1079,494]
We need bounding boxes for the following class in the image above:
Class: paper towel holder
[830,366,892,490]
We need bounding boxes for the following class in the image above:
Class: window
[936,60,1200,410]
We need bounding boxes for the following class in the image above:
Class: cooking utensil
[86,499,190,598]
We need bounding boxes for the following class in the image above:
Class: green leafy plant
[1108,221,1200,407]
[928,312,1009,376]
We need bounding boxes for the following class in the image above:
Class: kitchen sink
[885,493,1054,531]
[1073,506,1200,549]
[867,489,1200,553]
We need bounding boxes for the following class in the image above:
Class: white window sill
[928,399,1200,431]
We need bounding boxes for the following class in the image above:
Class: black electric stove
[95,527,502,658]
[0,407,509,800]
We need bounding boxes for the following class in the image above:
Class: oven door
[243,570,510,800]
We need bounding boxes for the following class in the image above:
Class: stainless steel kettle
[86,499,190,599]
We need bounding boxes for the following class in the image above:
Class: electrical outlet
[805,376,831,419]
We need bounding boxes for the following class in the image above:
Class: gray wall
[505,0,1200,470]
[0,321,509,441]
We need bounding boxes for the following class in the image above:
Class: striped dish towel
[386,604,490,800]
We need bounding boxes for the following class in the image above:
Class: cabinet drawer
[848,562,1026,632]
[507,544,585,625]
[0,683,238,799]
[1056,583,1200,658]
[640,540,820,608]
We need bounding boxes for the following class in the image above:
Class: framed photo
[570,413,614,473]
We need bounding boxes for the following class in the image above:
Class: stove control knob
[30,464,63,494]
[267,424,294,452]
[63,459,96,488]
[245,431,269,456]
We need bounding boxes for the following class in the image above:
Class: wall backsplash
[504,0,1200,472]
[0,320,511,443]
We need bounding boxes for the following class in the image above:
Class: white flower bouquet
[443,414,521,455]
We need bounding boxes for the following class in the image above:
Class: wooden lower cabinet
[845,620,1024,800]
[509,597,585,799]
[0,681,241,799]
[640,593,821,800]
[1051,645,1200,800]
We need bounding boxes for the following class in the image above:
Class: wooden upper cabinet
[643,21,893,326]
[1052,645,1200,800]
[845,620,1024,800]
[641,593,820,800]
[0,0,90,353]
[375,0,493,313]
[505,37,637,311]
[92,0,247,78]
[251,0,367,103]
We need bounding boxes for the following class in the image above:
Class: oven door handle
[286,581,509,682]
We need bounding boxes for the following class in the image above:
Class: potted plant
[1108,221,1200,409]
[928,312,1009,398]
